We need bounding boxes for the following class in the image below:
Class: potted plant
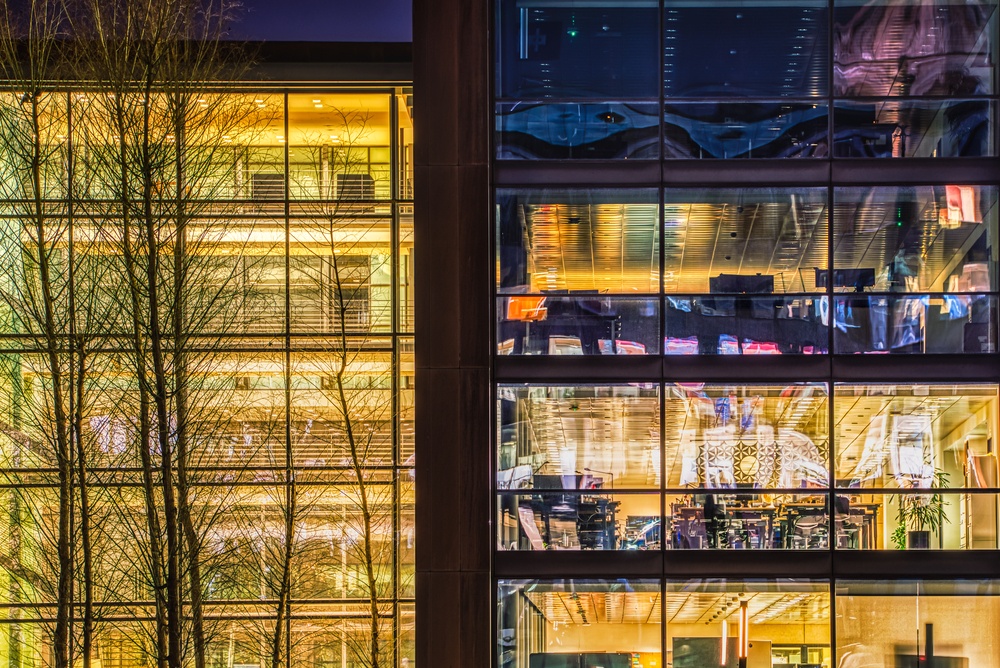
[891,470,950,549]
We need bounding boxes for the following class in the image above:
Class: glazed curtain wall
[496,579,1000,668]
[495,0,998,160]
[496,383,999,551]
[496,187,998,357]
[0,89,414,666]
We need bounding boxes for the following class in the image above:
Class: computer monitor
[709,273,774,294]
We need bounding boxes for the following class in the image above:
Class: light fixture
[720,618,728,665]
[738,601,749,668]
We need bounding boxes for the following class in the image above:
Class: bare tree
[65,1,277,667]
[274,104,396,668]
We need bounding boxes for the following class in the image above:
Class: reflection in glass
[497,102,659,159]
[663,2,828,98]
[496,0,659,99]
[497,189,659,293]
[665,103,829,159]
[833,384,998,490]
[833,0,997,97]
[667,492,839,550]
[834,100,994,158]
[665,580,830,668]
[498,580,661,668]
[832,294,997,353]
[837,580,1000,668]
[665,295,828,355]
[497,385,660,491]
[664,188,828,294]
[833,186,998,292]
[664,384,829,490]
[498,296,659,355]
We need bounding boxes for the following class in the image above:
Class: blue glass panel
[834,0,998,96]
[664,295,829,355]
[497,0,659,99]
[833,294,997,353]
[834,100,994,157]
[665,102,829,158]
[497,102,659,159]
[663,0,828,98]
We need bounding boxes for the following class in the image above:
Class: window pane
[498,384,661,489]
[498,580,661,668]
[837,581,1000,668]
[289,348,395,469]
[665,384,829,490]
[665,580,830,668]
[498,295,659,356]
[832,186,999,292]
[833,0,998,97]
[287,93,391,201]
[833,100,995,158]
[289,217,393,335]
[664,188,828,294]
[498,189,659,294]
[499,491,659,551]
[497,102,659,160]
[664,0,828,98]
[833,384,998,489]
[668,492,838,550]
[665,102,829,159]
[665,295,829,355]
[497,1,660,99]
[833,294,997,353]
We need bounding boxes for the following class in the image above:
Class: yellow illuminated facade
[0,87,413,666]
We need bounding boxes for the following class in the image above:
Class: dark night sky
[233,0,412,42]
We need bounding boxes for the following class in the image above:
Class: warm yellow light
[720,618,728,664]
[738,601,749,659]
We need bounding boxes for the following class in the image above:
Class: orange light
[720,618,728,665]
[738,601,749,659]
[506,296,547,322]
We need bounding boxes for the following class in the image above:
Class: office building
[0,41,414,666]
[415,3,1000,668]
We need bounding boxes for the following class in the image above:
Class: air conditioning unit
[334,173,375,200]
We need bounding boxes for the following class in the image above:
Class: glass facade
[490,2,1000,668]
[0,87,413,665]
[496,0,997,159]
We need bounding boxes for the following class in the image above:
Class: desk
[780,502,880,549]
[670,504,778,549]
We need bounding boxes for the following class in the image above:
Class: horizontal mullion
[494,158,1000,186]
[494,550,1000,579]
[494,355,1000,382]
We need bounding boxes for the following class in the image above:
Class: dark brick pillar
[413,0,492,667]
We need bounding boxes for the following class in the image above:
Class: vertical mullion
[282,90,293,661]
[65,87,77,664]
[826,0,836,554]
[827,0,836,570]
[389,87,402,668]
